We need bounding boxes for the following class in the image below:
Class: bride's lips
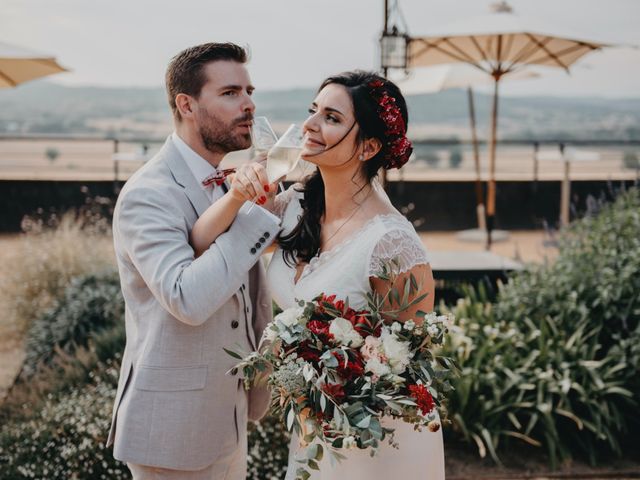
[304,136,326,148]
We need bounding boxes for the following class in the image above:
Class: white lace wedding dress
[267,184,445,480]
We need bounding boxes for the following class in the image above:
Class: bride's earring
[358,154,365,162]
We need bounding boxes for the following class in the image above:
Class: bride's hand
[228,159,273,205]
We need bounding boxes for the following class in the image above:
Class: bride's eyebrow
[311,102,344,117]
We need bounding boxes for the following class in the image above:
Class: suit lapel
[163,137,211,217]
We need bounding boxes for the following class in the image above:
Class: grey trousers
[127,431,247,480]
[128,386,248,480]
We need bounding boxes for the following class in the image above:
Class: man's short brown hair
[165,42,248,121]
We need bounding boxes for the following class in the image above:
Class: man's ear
[175,93,195,120]
[362,137,382,161]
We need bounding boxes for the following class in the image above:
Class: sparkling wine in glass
[250,116,278,156]
[266,124,304,183]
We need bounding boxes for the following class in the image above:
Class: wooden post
[113,138,120,195]
[467,86,485,231]
[486,76,500,249]
[560,143,571,227]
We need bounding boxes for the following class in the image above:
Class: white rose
[329,317,363,347]
[403,319,416,331]
[365,357,391,380]
[275,307,304,328]
[380,330,412,374]
[390,322,402,333]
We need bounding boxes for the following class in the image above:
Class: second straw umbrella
[406,1,609,248]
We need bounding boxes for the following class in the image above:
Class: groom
[107,42,281,479]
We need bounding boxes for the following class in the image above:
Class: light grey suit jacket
[107,137,281,471]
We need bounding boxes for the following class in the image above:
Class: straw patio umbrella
[392,63,538,235]
[0,41,67,88]
[407,1,609,248]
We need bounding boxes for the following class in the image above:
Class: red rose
[297,341,321,364]
[408,384,436,415]
[322,294,336,304]
[333,351,365,381]
[322,383,346,401]
[317,294,338,314]
[307,320,333,344]
[349,313,381,337]
[343,307,358,321]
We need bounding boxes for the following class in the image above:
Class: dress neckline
[293,212,407,285]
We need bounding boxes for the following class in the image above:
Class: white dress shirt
[171,132,223,204]
[171,132,280,223]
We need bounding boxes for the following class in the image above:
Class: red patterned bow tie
[202,168,236,187]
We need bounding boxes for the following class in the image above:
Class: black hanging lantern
[380,26,409,71]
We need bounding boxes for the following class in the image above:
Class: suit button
[264,232,270,239]
[250,247,257,254]
[231,320,239,329]
[230,368,238,376]
[255,242,261,249]
[259,236,265,243]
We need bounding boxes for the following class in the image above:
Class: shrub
[20,268,124,379]
[44,147,59,163]
[449,148,463,169]
[443,188,640,466]
[0,362,128,479]
[424,151,441,168]
[247,414,291,480]
[0,211,115,343]
[622,151,639,170]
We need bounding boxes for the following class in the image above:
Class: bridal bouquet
[226,263,455,480]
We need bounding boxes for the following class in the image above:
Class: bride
[191,71,445,479]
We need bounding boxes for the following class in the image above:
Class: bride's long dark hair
[278,70,410,267]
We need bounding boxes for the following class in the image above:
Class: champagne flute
[245,117,279,212]
[251,116,278,156]
[266,123,304,184]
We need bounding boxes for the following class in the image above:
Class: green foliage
[424,151,441,167]
[247,414,291,480]
[0,210,114,343]
[622,151,639,170]
[449,148,463,169]
[0,363,129,479]
[21,268,124,378]
[44,147,59,162]
[443,188,640,466]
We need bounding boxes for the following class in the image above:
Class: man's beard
[197,107,252,154]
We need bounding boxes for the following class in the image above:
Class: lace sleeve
[368,229,430,277]
[272,183,303,219]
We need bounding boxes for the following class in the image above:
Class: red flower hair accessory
[368,79,413,169]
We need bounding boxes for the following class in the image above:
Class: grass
[0,213,115,344]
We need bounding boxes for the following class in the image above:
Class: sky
[3,0,640,97]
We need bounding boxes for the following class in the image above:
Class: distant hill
[1,81,639,141]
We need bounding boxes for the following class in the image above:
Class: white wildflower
[343,436,357,449]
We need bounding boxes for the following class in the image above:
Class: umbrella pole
[467,86,485,231]
[486,76,500,250]
[561,155,571,227]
